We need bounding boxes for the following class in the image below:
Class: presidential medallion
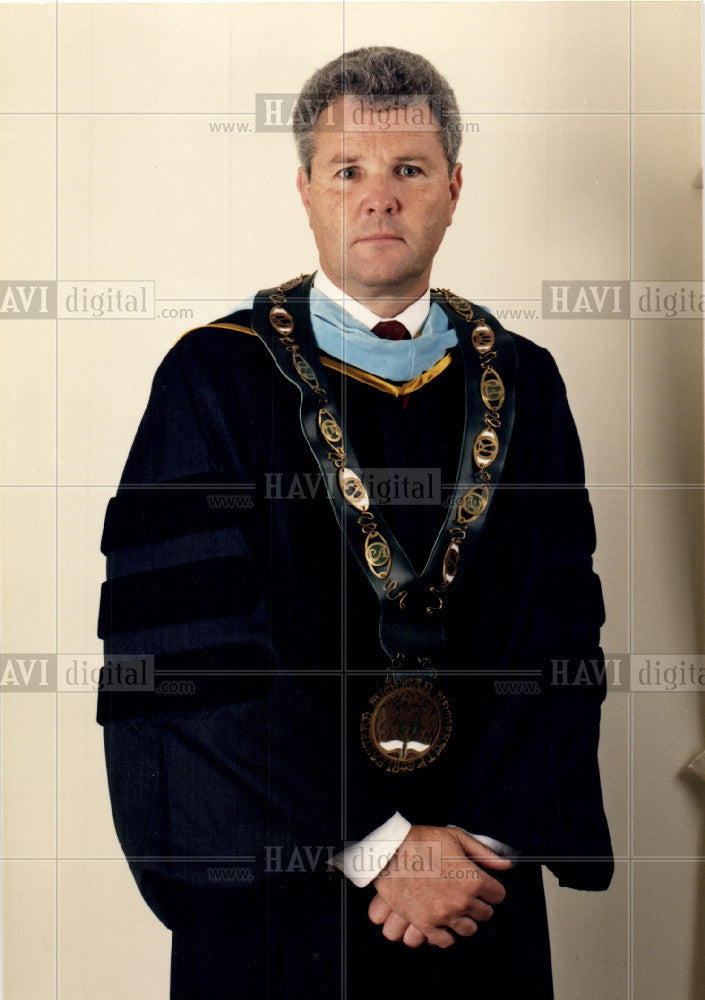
[361,677,452,773]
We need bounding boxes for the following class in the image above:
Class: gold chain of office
[267,276,505,614]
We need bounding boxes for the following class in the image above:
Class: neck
[320,267,429,318]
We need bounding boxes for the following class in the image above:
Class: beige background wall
[1,2,703,997]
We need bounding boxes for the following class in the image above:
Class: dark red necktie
[372,320,410,341]
[371,320,413,409]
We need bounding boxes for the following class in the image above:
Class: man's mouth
[355,233,404,244]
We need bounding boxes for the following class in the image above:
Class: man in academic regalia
[98,46,613,999]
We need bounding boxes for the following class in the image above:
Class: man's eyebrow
[327,153,434,165]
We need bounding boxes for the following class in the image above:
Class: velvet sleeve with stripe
[97,332,273,723]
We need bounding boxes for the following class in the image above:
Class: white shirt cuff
[447,825,519,864]
[329,811,412,887]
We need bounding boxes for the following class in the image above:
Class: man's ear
[447,162,463,226]
[296,166,312,223]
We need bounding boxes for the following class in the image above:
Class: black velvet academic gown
[99,286,613,998]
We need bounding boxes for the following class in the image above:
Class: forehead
[311,95,445,161]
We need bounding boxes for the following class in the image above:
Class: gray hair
[292,46,462,177]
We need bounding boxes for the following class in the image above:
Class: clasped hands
[368,825,512,949]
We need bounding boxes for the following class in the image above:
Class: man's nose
[359,178,400,215]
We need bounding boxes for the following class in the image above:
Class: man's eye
[398,164,420,177]
[338,166,356,179]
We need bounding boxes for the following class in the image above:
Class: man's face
[296,96,462,306]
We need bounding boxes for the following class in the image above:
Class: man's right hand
[370,825,512,948]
